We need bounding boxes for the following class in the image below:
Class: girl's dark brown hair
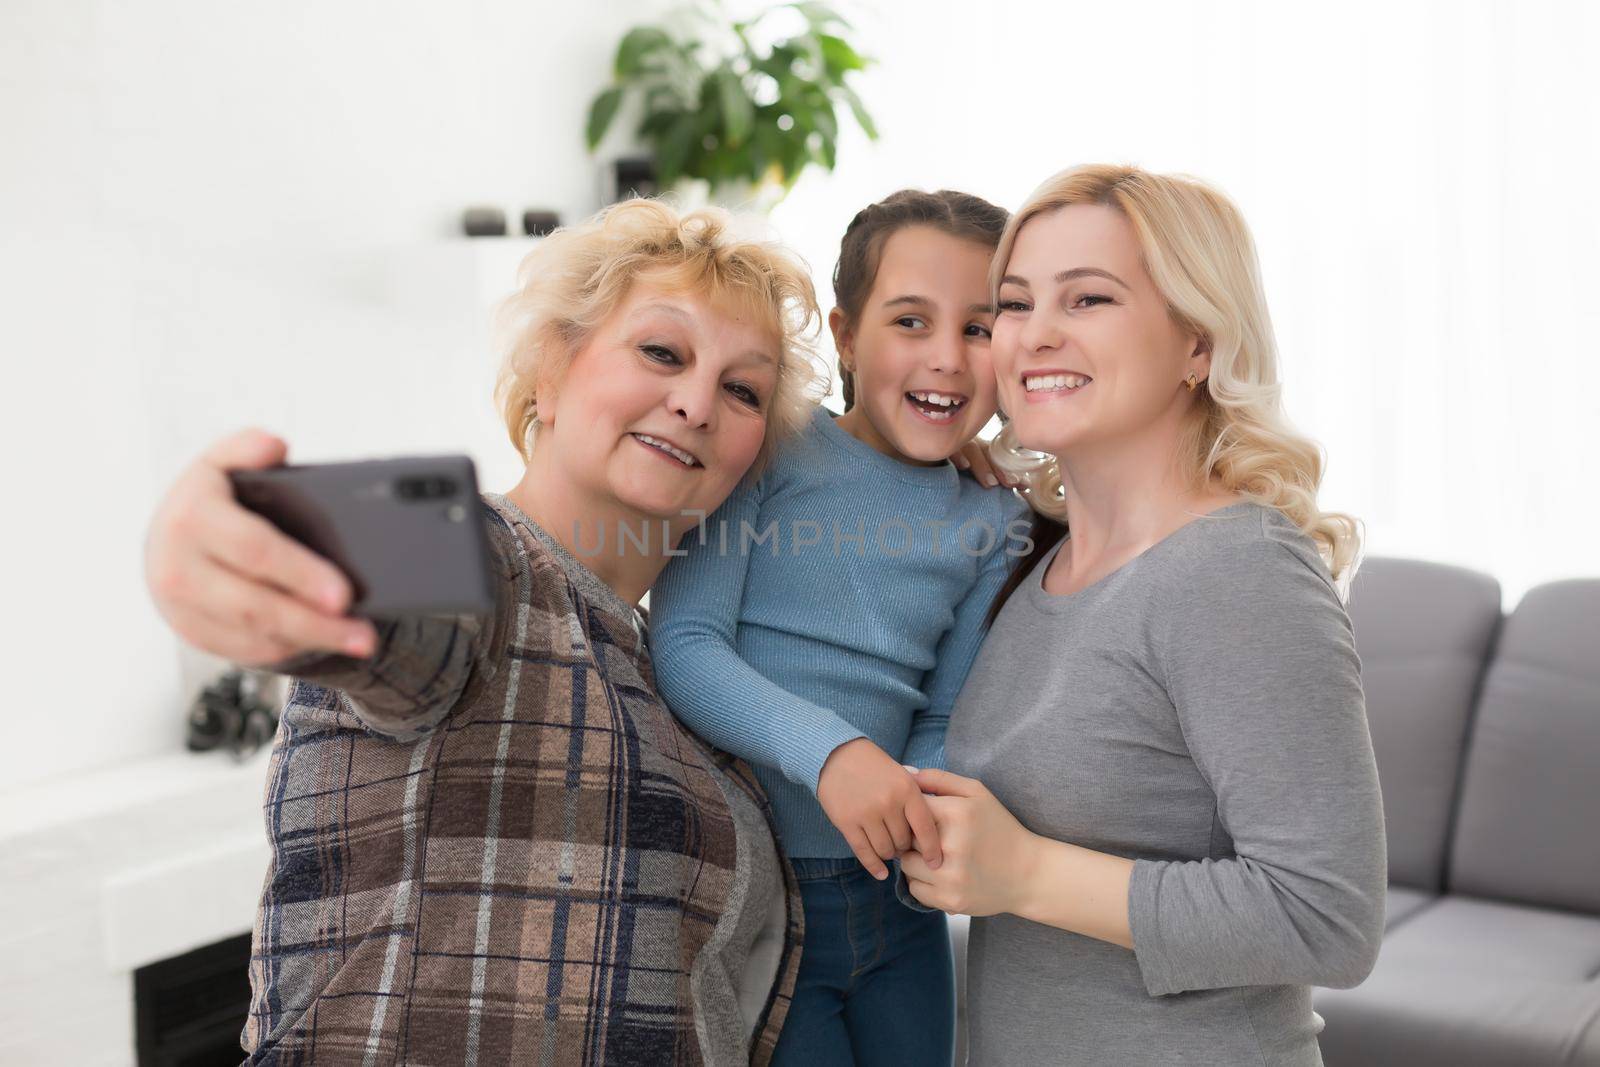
[831,189,1009,410]
[987,511,1068,627]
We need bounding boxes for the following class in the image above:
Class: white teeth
[1024,373,1091,392]
[908,390,967,408]
[635,434,700,467]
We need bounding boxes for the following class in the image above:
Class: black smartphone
[229,455,496,618]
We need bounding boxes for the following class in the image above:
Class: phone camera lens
[395,475,457,501]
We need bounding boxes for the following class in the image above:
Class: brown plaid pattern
[244,497,802,1065]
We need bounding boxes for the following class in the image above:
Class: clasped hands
[816,737,1041,917]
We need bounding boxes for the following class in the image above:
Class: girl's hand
[948,436,1017,489]
[817,738,943,880]
[145,428,378,666]
[898,767,1040,916]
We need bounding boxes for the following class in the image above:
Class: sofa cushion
[1346,558,1501,891]
[1449,579,1600,913]
[1383,885,1434,929]
[1315,896,1600,1066]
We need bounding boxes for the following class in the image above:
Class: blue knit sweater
[649,406,1030,859]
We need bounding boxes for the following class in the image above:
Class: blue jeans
[771,857,955,1067]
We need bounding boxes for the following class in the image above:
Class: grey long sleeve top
[945,502,1386,1066]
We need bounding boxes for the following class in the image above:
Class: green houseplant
[585,1,879,209]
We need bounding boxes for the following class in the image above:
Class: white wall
[769,0,1600,605]
[1,0,654,791]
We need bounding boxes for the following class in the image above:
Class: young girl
[649,190,1029,1066]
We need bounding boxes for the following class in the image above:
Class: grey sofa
[1313,558,1600,1065]
[946,558,1600,1065]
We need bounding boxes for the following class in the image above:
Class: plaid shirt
[245,494,802,1065]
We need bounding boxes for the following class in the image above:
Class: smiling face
[832,225,1000,464]
[992,204,1209,457]
[536,276,780,529]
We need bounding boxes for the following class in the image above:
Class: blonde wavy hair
[990,164,1363,596]
[495,198,829,475]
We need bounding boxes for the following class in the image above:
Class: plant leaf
[752,121,783,173]
[819,131,837,170]
[638,103,682,138]
[791,1,850,30]
[715,66,754,145]
[837,82,878,140]
[812,102,837,143]
[643,84,682,118]
[781,135,809,185]
[760,42,797,72]
[586,86,626,150]
[792,32,826,77]
[655,111,700,185]
[817,34,865,75]
[615,26,674,79]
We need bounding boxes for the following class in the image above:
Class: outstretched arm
[147,428,509,741]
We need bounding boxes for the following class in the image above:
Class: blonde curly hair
[990,164,1363,596]
[495,198,829,475]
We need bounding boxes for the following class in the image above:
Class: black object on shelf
[187,669,278,761]
[522,209,560,236]
[611,156,660,202]
[134,932,253,1066]
[462,205,508,236]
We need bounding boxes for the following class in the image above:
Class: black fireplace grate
[134,932,253,1066]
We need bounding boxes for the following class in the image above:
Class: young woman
[648,190,1028,1067]
[143,199,831,1065]
[896,165,1386,1065]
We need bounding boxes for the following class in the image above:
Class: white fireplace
[0,747,273,1065]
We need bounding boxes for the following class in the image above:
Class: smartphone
[229,455,496,618]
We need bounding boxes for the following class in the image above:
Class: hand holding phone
[146,429,381,667]
[229,454,494,618]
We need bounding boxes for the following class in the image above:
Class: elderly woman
[897,165,1387,1066]
[144,200,828,1065]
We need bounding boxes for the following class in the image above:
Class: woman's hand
[948,436,1018,490]
[145,428,378,666]
[901,767,1136,947]
[898,767,1042,916]
[817,738,943,880]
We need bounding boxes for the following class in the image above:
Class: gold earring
[1184,373,1198,392]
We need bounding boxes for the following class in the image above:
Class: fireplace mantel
[0,747,273,1064]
